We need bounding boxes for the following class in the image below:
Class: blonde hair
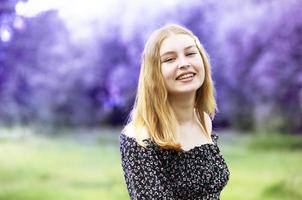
[126,24,217,150]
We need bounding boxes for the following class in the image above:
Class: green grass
[0,127,128,200]
[0,127,301,200]
[220,133,302,200]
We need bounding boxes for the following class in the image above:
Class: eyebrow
[160,45,197,58]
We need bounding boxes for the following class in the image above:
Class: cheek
[195,59,205,74]
[161,65,175,81]
[199,65,205,80]
[200,64,205,75]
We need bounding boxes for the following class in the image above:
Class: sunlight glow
[14,0,181,43]
[14,0,119,42]
[15,0,117,20]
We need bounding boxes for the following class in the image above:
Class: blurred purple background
[0,0,301,134]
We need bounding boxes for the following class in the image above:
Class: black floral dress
[119,133,230,200]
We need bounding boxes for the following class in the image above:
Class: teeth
[177,73,194,80]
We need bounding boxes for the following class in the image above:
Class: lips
[176,72,196,80]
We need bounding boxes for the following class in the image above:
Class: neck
[169,92,196,125]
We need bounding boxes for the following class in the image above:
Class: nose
[177,56,190,69]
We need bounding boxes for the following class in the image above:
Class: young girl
[119,24,230,200]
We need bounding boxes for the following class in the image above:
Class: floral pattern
[120,133,230,200]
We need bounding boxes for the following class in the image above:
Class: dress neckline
[120,133,218,154]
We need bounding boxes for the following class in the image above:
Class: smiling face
[160,34,205,96]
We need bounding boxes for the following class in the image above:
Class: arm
[120,134,175,200]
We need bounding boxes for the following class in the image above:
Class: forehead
[160,34,195,55]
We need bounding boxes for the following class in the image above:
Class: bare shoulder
[203,111,213,135]
[122,123,150,140]
[122,123,136,138]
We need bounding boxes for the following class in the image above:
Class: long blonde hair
[126,24,217,150]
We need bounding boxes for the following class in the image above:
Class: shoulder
[120,124,142,154]
[122,123,136,138]
[121,123,150,140]
[120,124,152,157]
[203,111,213,135]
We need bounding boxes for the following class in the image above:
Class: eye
[162,57,175,63]
[186,52,197,56]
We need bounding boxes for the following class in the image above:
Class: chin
[170,88,199,95]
